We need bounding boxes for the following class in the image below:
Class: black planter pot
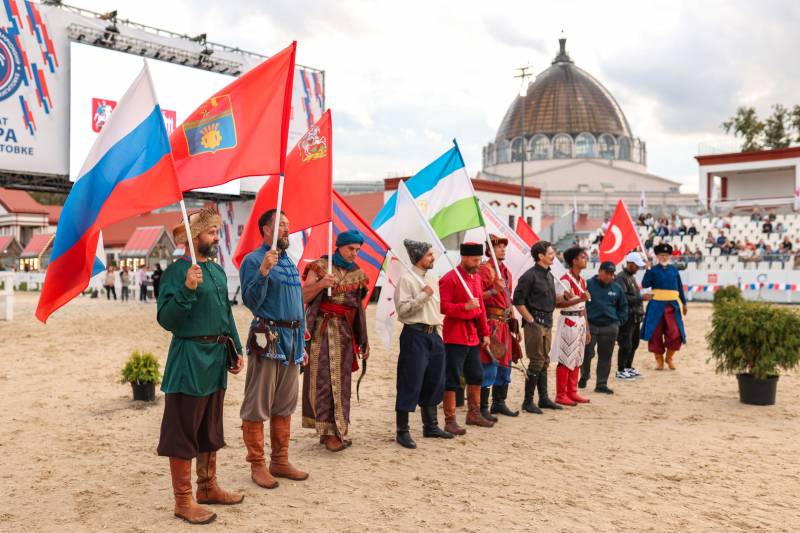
[455,386,465,407]
[131,381,156,401]
[736,373,778,406]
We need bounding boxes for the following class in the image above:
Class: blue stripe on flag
[51,106,171,262]
[372,144,465,228]
[333,201,387,257]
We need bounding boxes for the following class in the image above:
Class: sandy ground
[1,292,799,532]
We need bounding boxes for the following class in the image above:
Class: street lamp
[513,65,533,223]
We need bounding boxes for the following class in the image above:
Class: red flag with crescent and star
[599,200,642,264]
[232,109,333,268]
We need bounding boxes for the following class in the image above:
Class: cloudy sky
[73,0,800,192]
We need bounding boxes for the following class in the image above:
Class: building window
[589,204,604,218]
[530,135,550,160]
[598,134,616,160]
[526,216,533,227]
[632,139,642,164]
[489,200,501,207]
[508,215,515,228]
[552,134,573,159]
[618,137,631,161]
[575,133,597,158]
[548,204,564,217]
[496,140,510,164]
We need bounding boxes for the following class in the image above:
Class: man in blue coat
[641,243,687,370]
[579,261,628,394]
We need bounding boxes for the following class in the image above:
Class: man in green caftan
[156,207,244,525]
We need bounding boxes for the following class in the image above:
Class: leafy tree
[791,104,800,143]
[721,107,764,151]
[763,104,791,149]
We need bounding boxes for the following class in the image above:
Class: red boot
[567,367,590,404]
[555,364,576,406]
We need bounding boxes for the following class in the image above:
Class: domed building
[480,37,698,233]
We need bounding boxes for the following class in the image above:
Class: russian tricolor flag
[36,64,182,322]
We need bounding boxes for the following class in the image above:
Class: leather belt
[181,335,230,344]
[256,318,301,329]
[486,306,512,320]
[406,322,439,334]
[561,310,583,316]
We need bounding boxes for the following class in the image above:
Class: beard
[276,236,290,251]
[464,264,479,274]
[198,242,218,258]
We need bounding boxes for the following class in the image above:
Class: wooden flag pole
[271,174,285,250]
[179,199,197,265]
[389,249,440,304]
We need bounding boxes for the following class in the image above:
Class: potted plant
[120,350,162,401]
[707,301,800,405]
[712,285,743,307]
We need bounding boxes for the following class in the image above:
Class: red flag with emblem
[515,216,540,246]
[232,110,334,268]
[299,191,389,308]
[171,42,296,192]
[599,200,642,264]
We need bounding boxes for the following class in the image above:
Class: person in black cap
[641,242,687,370]
[579,261,628,394]
[513,240,574,414]
[393,239,453,449]
[439,242,492,434]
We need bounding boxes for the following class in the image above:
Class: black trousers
[617,318,642,371]
[157,389,226,459]
[444,344,483,390]
[395,325,446,412]
[105,286,116,300]
[581,324,619,388]
[139,283,147,302]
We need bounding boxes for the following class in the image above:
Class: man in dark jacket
[615,252,649,380]
[579,261,628,394]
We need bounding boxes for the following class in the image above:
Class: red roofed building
[20,233,55,271]
[119,226,176,270]
[0,188,57,248]
[0,235,22,270]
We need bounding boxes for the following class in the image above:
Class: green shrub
[18,281,27,291]
[707,301,800,379]
[120,350,162,385]
[713,285,743,307]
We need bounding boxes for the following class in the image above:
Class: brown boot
[465,385,494,427]
[665,350,677,370]
[322,435,347,452]
[241,420,278,489]
[169,458,216,524]
[269,415,309,480]
[654,353,665,370]
[443,390,466,436]
[195,452,244,505]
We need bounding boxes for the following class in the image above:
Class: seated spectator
[795,250,800,269]
[756,239,767,251]
[656,224,669,237]
[775,222,786,234]
[762,218,773,234]
[716,231,728,248]
[750,210,761,222]
[768,213,777,222]
[678,223,688,236]
[705,231,716,248]
[739,247,755,262]
[693,247,703,261]
[687,225,698,237]
[780,236,792,253]
[669,225,680,237]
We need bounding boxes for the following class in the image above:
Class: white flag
[374,257,404,349]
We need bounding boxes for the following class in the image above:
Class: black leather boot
[491,385,519,417]
[537,370,562,410]
[395,411,417,449]
[421,405,454,439]
[479,387,498,422]
[521,372,542,414]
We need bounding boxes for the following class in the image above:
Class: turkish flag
[171,42,296,192]
[599,200,641,264]
[232,110,334,268]
[515,216,540,246]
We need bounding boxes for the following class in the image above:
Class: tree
[763,104,791,149]
[721,107,764,152]
[791,105,800,143]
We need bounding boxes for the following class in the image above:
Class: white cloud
[71,0,799,191]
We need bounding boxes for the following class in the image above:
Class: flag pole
[327,221,333,296]
[179,198,197,265]
[389,249,440,304]
[271,174,285,250]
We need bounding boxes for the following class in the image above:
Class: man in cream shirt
[393,239,454,449]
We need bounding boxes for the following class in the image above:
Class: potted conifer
[707,300,800,405]
[120,350,162,401]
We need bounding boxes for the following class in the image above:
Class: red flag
[171,42,296,192]
[599,200,641,264]
[299,191,389,308]
[232,110,333,268]
[515,216,540,246]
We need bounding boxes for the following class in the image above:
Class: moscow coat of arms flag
[232,110,333,268]
[171,42,296,191]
